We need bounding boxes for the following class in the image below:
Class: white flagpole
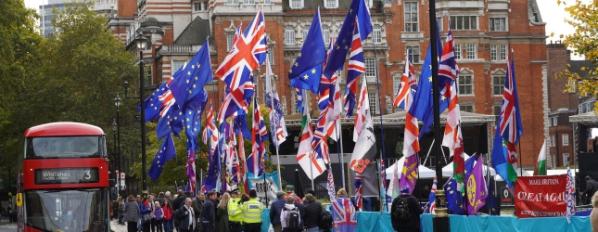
[305,91,315,191]
[266,52,284,189]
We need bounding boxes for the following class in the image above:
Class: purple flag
[399,155,419,194]
[465,155,487,214]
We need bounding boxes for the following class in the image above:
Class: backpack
[319,210,333,230]
[392,197,412,221]
[285,207,302,232]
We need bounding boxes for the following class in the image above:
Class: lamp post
[134,33,150,191]
[429,0,449,231]
[114,94,122,193]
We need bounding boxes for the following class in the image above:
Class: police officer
[228,190,243,232]
[241,190,265,232]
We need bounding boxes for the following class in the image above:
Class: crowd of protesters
[111,187,421,232]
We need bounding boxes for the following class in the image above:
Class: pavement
[0,220,127,232]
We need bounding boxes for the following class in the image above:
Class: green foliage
[561,0,598,112]
[0,2,137,191]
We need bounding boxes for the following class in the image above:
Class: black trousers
[244,223,261,232]
[229,221,242,232]
[127,221,137,232]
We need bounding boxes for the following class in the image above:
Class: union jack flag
[326,168,337,200]
[215,11,266,89]
[499,52,523,150]
[215,11,266,123]
[344,19,365,117]
[353,78,371,142]
[331,197,357,231]
[248,97,268,178]
[202,105,219,151]
[392,53,416,110]
[354,173,363,209]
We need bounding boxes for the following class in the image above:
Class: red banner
[514,175,567,218]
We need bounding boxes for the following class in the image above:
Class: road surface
[0,220,127,232]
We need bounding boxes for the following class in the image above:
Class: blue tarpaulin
[260,210,591,232]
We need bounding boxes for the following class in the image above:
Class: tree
[561,0,598,112]
[0,0,42,191]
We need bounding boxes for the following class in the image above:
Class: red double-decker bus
[18,122,110,232]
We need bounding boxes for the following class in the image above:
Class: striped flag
[425,179,437,214]
[392,53,416,110]
[354,173,364,209]
[565,168,576,221]
[344,18,365,117]
[296,103,326,180]
[248,97,268,178]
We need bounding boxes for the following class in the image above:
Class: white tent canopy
[385,156,436,179]
[441,153,497,177]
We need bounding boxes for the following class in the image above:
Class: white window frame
[289,0,304,9]
[226,30,235,51]
[460,104,474,113]
[392,73,401,98]
[490,44,506,61]
[322,25,330,44]
[458,70,474,96]
[453,44,462,59]
[172,60,186,73]
[372,25,383,44]
[489,17,507,32]
[404,1,418,32]
[562,134,569,146]
[406,45,420,63]
[464,43,477,60]
[551,135,556,147]
[365,57,377,82]
[368,90,380,115]
[324,0,338,9]
[563,153,570,167]
[492,70,505,95]
[449,15,479,30]
[284,27,295,46]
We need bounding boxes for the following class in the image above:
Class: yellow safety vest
[241,198,264,224]
[228,197,243,222]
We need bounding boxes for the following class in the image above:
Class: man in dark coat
[175,198,196,232]
[200,191,217,232]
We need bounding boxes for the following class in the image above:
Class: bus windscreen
[27,136,103,158]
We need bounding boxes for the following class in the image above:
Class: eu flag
[289,8,326,93]
[323,0,372,78]
[148,134,176,181]
[169,40,213,107]
[407,24,447,134]
[144,82,166,122]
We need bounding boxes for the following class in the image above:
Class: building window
[225,0,237,5]
[563,153,570,167]
[365,58,377,82]
[461,104,474,112]
[493,104,502,116]
[489,17,507,32]
[490,44,506,61]
[226,30,235,51]
[492,71,505,95]
[463,43,477,60]
[322,25,330,44]
[372,25,383,44]
[404,1,418,32]
[453,44,462,59]
[324,0,338,8]
[268,45,275,64]
[291,91,299,114]
[551,117,558,127]
[289,0,303,9]
[244,0,255,5]
[449,16,478,30]
[172,60,186,73]
[406,45,420,63]
[193,1,203,11]
[368,90,380,115]
[551,135,556,147]
[562,134,569,146]
[284,27,295,46]
[392,73,401,98]
[458,71,473,95]
[437,17,443,32]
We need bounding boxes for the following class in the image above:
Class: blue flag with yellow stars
[289,8,326,93]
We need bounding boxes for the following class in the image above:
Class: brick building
[114,0,548,169]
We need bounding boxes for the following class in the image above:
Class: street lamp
[133,33,150,191]
[114,94,122,193]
